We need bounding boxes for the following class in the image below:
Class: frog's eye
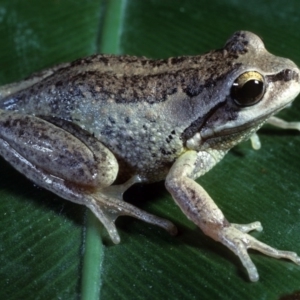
[231,71,265,106]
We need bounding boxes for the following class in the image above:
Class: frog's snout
[295,68,300,83]
[286,68,299,82]
[287,58,300,83]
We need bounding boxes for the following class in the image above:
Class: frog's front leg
[165,150,300,281]
[267,116,300,131]
[0,111,176,243]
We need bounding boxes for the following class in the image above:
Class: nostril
[283,69,293,81]
[281,69,300,82]
[266,69,299,82]
[293,70,300,82]
[283,69,299,81]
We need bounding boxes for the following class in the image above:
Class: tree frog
[0,31,299,282]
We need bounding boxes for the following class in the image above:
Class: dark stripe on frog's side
[0,62,238,111]
[62,54,241,104]
[0,37,247,113]
[68,52,243,104]
[66,70,182,104]
[181,100,229,142]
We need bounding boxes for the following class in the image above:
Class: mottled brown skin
[0,31,300,282]
[1,32,298,182]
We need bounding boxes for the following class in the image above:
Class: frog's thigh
[0,110,117,188]
[0,111,176,243]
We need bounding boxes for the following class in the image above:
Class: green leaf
[1,1,300,299]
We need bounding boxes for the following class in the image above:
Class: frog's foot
[218,222,300,282]
[251,116,300,150]
[100,175,143,200]
[250,133,261,150]
[231,221,263,233]
[267,116,300,131]
[86,192,177,244]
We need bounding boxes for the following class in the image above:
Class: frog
[0,31,299,282]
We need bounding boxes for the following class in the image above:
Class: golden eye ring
[231,71,265,106]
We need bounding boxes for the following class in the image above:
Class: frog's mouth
[185,101,292,151]
[205,98,298,140]
[189,116,266,150]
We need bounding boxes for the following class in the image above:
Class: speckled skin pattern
[0,31,298,182]
[0,31,300,281]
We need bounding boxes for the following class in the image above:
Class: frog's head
[185,31,300,151]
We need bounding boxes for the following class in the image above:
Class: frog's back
[0,31,284,181]
[0,46,237,116]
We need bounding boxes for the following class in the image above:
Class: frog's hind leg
[86,187,178,244]
[90,175,178,243]
[0,111,176,243]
